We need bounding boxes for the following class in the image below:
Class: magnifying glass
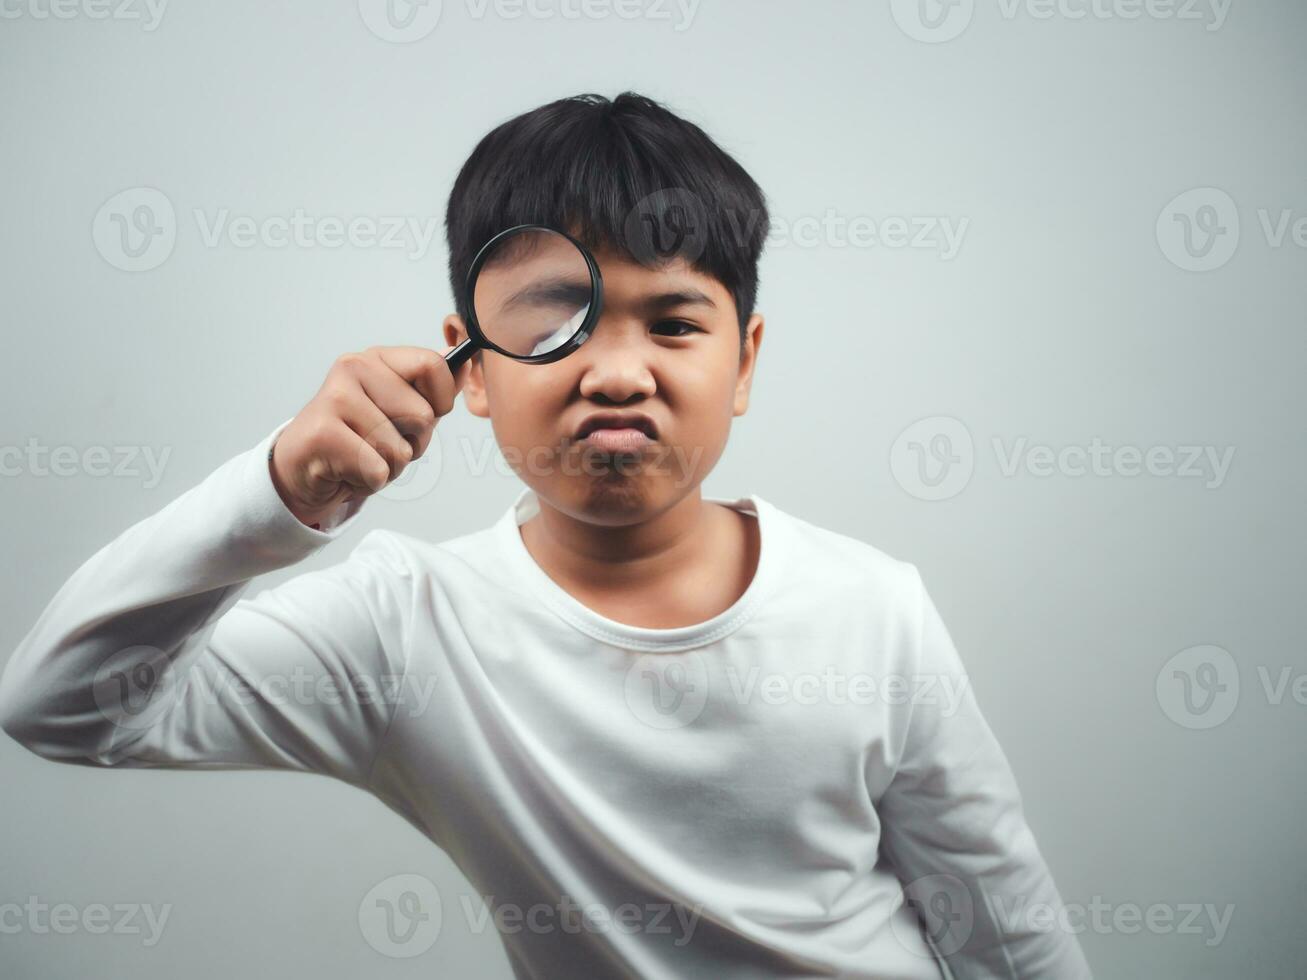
[444,224,604,370]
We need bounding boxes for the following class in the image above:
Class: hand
[269,345,471,527]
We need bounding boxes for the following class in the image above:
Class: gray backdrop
[1,1,1303,977]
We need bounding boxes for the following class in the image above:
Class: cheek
[485,365,566,448]
[674,356,742,419]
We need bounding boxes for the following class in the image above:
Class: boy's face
[444,245,763,526]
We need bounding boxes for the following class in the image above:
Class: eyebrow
[639,288,717,312]
[499,277,595,311]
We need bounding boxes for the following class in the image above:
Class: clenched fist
[269,345,472,528]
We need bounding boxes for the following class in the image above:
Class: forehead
[587,246,731,310]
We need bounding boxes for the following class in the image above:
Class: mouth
[572,412,659,453]
[578,427,654,454]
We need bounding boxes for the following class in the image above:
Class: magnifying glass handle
[445,337,477,371]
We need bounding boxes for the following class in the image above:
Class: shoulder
[344,523,503,583]
[762,497,925,613]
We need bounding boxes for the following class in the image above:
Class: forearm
[0,418,359,764]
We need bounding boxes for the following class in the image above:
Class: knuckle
[367,456,391,490]
[305,415,336,446]
[414,400,437,427]
[335,351,366,372]
[321,385,352,414]
[305,456,328,484]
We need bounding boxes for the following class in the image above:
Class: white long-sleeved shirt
[0,417,1092,980]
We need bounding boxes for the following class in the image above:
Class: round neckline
[495,488,784,652]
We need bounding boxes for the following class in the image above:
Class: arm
[875,568,1093,979]
[0,418,410,789]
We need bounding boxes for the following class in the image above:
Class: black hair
[444,92,769,348]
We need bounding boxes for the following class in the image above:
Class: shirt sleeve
[874,567,1094,979]
[0,417,411,792]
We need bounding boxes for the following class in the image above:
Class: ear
[733,312,765,417]
[443,314,489,418]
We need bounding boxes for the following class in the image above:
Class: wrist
[268,440,325,531]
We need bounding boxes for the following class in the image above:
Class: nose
[575,317,657,404]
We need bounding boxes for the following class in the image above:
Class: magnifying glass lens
[471,227,595,358]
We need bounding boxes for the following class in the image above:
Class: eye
[651,320,702,337]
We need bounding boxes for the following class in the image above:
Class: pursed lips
[572,413,659,453]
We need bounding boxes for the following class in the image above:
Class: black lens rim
[463,224,605,364]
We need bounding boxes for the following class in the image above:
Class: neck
[519,489,720,593]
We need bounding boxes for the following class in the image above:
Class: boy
[0,92,1092,978]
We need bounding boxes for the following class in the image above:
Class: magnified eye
[651,320,701,337]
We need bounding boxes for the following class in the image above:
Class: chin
[531,472,667,527]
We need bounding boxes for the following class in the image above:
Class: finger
[340,428,394,495]
[373,346,461,419]
[350,356,441,461]
[333,382,416,483]
[311,417,393,497]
